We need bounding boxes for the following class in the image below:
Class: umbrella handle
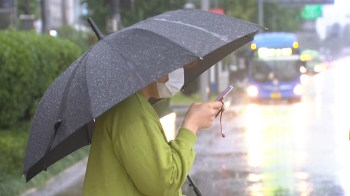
[87,18,104,40]
[187,175,203,196]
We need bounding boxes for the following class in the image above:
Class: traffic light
[0,0,14,8]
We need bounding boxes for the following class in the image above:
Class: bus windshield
[250,56,301,82]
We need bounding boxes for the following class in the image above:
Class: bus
[245,32,304,103]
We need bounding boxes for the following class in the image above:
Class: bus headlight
[293,84,303,95]
[300,66,307,73]
[314,65,321,72]
[247,86,258,97]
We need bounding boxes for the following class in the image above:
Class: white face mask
[157,68,184,98]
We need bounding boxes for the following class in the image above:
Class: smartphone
[216,85,233,102]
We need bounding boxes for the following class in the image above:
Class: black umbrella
[23,9,263,182]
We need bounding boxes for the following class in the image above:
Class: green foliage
[17,0,40,17]
[0,126,29,176]
[81,0,187,33]
[219,0,302,32]
[220,0,257,22]
[80,0,110,35]
[264,3,303,32]
[120,0,187,27]
[0,30,82,129]
[57,25,98,52]
[0,121,90,196]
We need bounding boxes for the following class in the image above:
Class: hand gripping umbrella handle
[87,18,104,40]
[187,175,203,196]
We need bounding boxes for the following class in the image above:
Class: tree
[80,0,109,34]
[40,0,50,33]
[218,0,302,32]
[120,0,187,27]
[61,0,68,25]
[219,0,257,23]
[17,0,39,16]
[81,0,187,34]
[263,3,302,32]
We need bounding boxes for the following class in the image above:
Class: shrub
[0,125,29,175]
[57,25,97,52]
[0,30,82,129]
[0,122,90,196]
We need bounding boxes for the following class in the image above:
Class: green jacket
[83,92,196,196]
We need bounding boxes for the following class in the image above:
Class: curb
[20,158,88,196]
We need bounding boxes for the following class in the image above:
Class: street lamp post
[107,0,123,33]
[183,0,210,102]
[258,0,264,27]
[199,0,210,102]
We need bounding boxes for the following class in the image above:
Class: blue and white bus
[245,32,304,103]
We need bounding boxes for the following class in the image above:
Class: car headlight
[293,84,303,95]
[247,86,258,97]
[314,65,321,72]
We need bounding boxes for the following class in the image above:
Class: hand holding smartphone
[215,85,233,117]
[216,85,233,102]
[215,85,233,138]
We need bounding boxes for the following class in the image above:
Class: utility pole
[109,0,123,33]
[200,0,210,102]
[13,0,17,27]
[41,0,51,33]
[258,0,264,27]
[61,0,67,25]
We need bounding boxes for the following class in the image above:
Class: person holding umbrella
[82,60,222,196]
[23,9,262,196]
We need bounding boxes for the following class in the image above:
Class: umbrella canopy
[23,9,263,181]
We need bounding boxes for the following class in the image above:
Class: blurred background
[1,0,350,196]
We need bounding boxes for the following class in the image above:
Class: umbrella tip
[87,17,104,40]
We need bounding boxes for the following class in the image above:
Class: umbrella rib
[131,27,199,59]
[43,51,91,158]
[100,39,147,86]
[83,60,93,116]
[152,18,230,42]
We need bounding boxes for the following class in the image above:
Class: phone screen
[216,85,233,101]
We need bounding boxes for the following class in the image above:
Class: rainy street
[48,56,350,196]
[3,1,350,196]
[182,56,350,196]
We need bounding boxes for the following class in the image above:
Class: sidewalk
[20,158,88,196]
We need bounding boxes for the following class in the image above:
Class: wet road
[183,57,350,196]
[54,57,350,196]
